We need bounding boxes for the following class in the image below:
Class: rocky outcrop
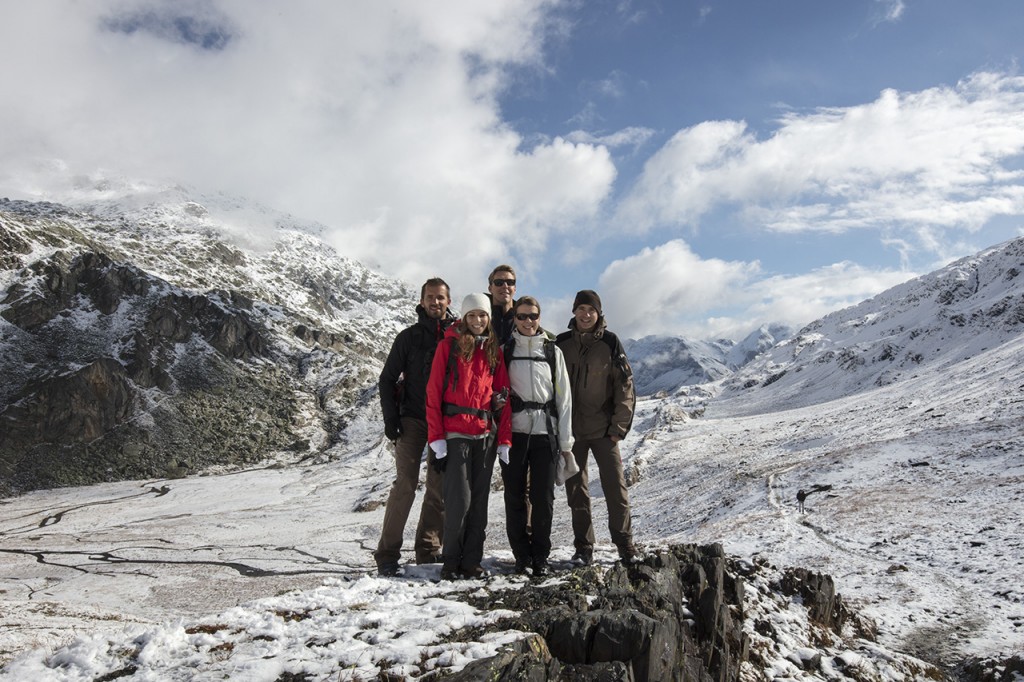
[450,545,748,682]
[959,654,1024,682]
[448,544,940,682]
[0,196,405,497]
[0,358,135,446]
[0,249,292,496]
[292,324,350,352]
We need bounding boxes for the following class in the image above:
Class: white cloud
[872,0,906,25]
[596,239,913,340]
[0,0,614,301]
[615,73,1024,262]
[596,239,758,337]
[565,126,656,150]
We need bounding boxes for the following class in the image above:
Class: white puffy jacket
[506,330,574,453]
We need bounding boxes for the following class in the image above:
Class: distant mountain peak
[716,236,1024,414]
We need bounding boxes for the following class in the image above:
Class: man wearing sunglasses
[555,289,637,566]
[487,264,518,345]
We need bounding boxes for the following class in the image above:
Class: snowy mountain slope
[1,188,1022,677]
[624,324,793,396]
[624,335,735,395]
[727,322,793,368]
[0,194,415,495]
[621,332,1024,668]
[714,237,1024,415]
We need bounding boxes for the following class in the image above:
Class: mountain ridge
[711,235,1024,416]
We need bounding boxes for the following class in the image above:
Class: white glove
[430,439,447,459]
[555,451,580,486]
[497,444,510,465]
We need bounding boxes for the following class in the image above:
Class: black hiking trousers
[441,437,495,573]
[501,432,556,563]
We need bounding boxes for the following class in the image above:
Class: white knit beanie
[460,293,491,317]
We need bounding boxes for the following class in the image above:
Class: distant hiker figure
[374,278,455,577]
[556,290,638,566]
[426,293,512,580]
[796,484,833,513]
[500,295,576,577]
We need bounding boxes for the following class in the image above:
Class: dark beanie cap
[572,289,602,315]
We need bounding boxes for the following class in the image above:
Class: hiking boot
[532,559,550,577]
[570,550,592,566]
[377,561,402,577]
[617,544,639,564]
[440,565,461,581]
[416,553,442,565]
[461,565,490,580]
[514,558,531,575]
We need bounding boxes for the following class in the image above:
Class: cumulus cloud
[615,73,1024,260]
[0,0,615,300]
[596,240,913,339]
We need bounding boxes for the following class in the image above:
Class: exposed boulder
[448,544,940,682]
[450,545,748,682]
[0,357,134,445]
[959,654,1024,682]
[778,567,847,632]
[293,323,349,352]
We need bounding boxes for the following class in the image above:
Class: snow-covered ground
[1,327,1021,679]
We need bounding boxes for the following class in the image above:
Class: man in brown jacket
[555,290,637,565]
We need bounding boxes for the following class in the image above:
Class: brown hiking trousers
[373,417,444,565]
[565,435,633,553]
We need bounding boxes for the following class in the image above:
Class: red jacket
[426,328,512,446]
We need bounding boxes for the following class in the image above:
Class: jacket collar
[416,304,456,334]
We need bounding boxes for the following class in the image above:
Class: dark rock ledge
[443,543,946,682]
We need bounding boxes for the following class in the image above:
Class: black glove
[431,455,447,475]
[384,419,402,442]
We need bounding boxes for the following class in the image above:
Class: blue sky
[2,1,1023,340]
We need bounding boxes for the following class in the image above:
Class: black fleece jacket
[379,305,457,426]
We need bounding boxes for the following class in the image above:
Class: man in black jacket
[374,277,456,576]
[487,264,518,344]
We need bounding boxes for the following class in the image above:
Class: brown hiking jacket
[555,318,635,441]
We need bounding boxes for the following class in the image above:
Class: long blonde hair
[456,317,500,369]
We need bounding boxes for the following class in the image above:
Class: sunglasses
[515,312,540,321]
[491,278,516,287]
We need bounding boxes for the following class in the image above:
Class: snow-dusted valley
[1,187,1022,680]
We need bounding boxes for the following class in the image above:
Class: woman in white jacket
[500,296,576,576]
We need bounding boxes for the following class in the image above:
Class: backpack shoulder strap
[441,338,459,395]
[543,337,557,384]
[502,336,515,370]
[601,331,632,377]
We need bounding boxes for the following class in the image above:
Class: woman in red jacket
[426,293,512,580]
